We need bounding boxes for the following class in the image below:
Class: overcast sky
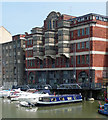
[1,1,107,35]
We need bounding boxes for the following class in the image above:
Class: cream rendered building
[0,26,12,87]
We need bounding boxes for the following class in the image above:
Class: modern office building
[2,34,25,89]
[25,11,108,87]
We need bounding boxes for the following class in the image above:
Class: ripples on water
[0,98,107,118]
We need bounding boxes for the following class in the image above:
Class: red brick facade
[25,11,108,86]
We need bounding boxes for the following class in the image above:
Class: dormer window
[78,19,81,22]
[90,16,93,20]
[99,16,102,21]
[93,16,95,20]
[81,17,84,21]
[74,20,76,24]
[96,16,99,20]
[85,16,89,20]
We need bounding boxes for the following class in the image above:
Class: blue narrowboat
[98,104,108,116]
[36,94,82,105]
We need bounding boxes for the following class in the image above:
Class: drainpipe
[88,23,91,89]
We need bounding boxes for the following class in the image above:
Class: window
[90,16,93,20]
[27,60,29,67]
[53,20,55,29]
[17,52,20,55]
[37,59,40,66]
[48,20,52,30]
[61,57,65,66]
[32,60,35,67]
[78,29,80,37]
[56,58,59,66]
[48,58,51,66]
[86,55,89,64]
[18,60,20,63]
[71,56,73,65]
[86,41,89,49]
[43,59,46,67]
[77,56,80,64]
[82,55,85,64]
[13,45,16,48]
[71,31,73,38]
[17,43,20,48]
[77,43,80,50]
[30,60,33,67]
[70,44,73,51]
[82,28,85,36]
[10,45,12,49]
[9,52,11,57]
[86,27,90,35]
[49,20,52,29]
[30,40,32,45]
[81,42,85,49]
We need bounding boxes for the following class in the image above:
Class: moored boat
[20,101,35,107]
[18,90,51,104]
[98,103,108,116]
[36,94,82,106]
[10,89,37,101]
[105,98,108,103]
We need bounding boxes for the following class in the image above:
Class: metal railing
[78,83,102,89]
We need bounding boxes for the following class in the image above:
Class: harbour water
[0,98,107,118]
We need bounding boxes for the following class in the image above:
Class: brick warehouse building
[25,11,108,88]
[2,34,25,89]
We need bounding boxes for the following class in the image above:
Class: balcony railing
[58,48,70,53]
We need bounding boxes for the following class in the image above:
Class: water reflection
[37,103,82,114]
[1,99,107,118]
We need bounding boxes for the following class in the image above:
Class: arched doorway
[28,72,35,84]
[78,71,88,83]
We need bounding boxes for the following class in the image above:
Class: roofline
[0,26,12,35]
[69,13,108,20]
[12,34,25,37]
[62,14,76,17]
[2,40,13,45]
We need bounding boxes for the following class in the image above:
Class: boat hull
[98,109,108,116]
[37,99,82,106]
[98,103,108,116]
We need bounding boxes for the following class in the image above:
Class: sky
[1,1,107,35]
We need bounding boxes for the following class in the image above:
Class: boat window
[67,97,72,100]
[51,98,56,101]
[43,97,50,102]
[59,97,64,101]
[73,96,76,100]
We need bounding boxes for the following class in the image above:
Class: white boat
[0,91,3,98]
[19,101,35,107]
[18,90,51,105]
[88,98,94,101]
[10,89,37,101]
[0,88,22,98]
[0,90,13,98]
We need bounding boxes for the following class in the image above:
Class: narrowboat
[36,94,82,105]
[98,103,108,116]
